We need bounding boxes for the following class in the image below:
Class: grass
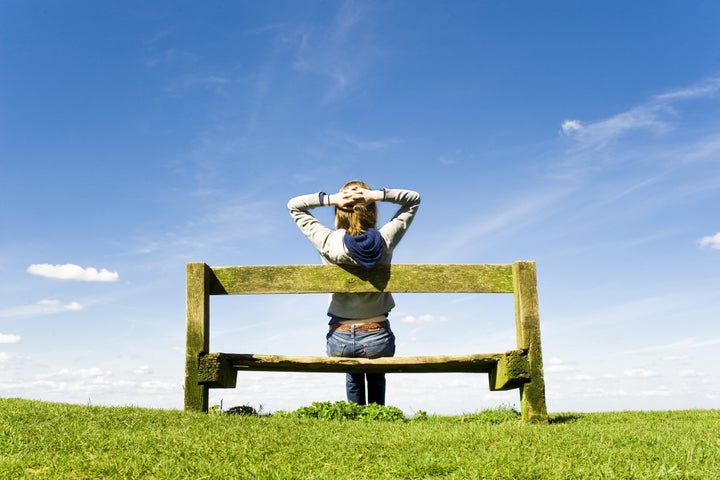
[1,398,719,479]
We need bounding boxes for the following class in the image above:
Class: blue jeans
[326,325,395,405]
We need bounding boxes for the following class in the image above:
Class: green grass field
[1,398,718,479]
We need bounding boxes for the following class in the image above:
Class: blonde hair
[335,180,378,236]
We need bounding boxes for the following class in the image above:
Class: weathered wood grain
[184,263,211,412]
[199,351,528,376]
[513,261,548,424]
[208,264,514,295]
[198,351,532,394]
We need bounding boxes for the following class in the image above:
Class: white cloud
[568,104,671,149]
[0,366,181,406]
[561,119,583,135]
[333,132,402,151]
[0,333,21,344]
[134,365,152,375]
[38,367,112,380]
[400,314,447,324]
[699,232,720,249]
[558,76,720,156]
[679,369,704,378]
[626,336,720,355]
[544,357,576,373]
[545,364,576,373]
[624,368,657,378]
[0,299,84,318]
[582,388,628,397]
[653,76,720,102]
[639,388,671,397]
[0,352,29,364]
[27,263,119,282]
[139,380,177,392]
[38,299,83,312]
[663,355,689,361]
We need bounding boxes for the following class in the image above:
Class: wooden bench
[184,261,548,423]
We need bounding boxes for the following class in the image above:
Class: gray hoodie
[287,188,421,321]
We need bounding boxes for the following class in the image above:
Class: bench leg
[184,358,209,412]
[185,263,211,412]
[513,261,548,424]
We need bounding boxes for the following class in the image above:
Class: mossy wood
[209,264,514,295]
[198,350,529,391]
[184,262,548,423]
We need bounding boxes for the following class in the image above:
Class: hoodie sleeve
[378,188,421,251]
[287,193,348,263]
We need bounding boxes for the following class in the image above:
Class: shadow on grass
[549,414,583,424]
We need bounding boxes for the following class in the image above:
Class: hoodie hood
[343,228,386,269]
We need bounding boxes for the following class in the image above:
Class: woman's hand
[330,187,382,209]
[329,189,362,210]
[345,187,383,205]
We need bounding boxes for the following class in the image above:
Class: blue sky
[1,1,719,415]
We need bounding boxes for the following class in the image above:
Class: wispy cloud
[166,74,231,94]
[560,103,672,148]
[652,76,720,102]
[547,75,720,245]
[0,299,84,319]
[291,1,375,100]
[330,131,402,151]
[623,336,720,355]
[557,75,720,173]
[27,264,119,282]
[131,197,277,259]
[37,367,113,381]
[546,292,720,361]
[562,76,720,144]
[438,188,571,258]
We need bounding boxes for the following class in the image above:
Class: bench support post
[513,261,549,423]
[184,262,211,412]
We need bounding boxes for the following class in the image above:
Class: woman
[287,180,421,405]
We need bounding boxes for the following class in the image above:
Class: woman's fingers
[343,190,364,203]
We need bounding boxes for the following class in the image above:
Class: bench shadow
[549,414,583,424]
[339,264,391,291]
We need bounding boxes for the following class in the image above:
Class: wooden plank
[198,352,527,377]
[513,261,549,424]
[184,263,211,412]
[208,264,514,295]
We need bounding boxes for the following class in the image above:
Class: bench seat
[198,350,530,391]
